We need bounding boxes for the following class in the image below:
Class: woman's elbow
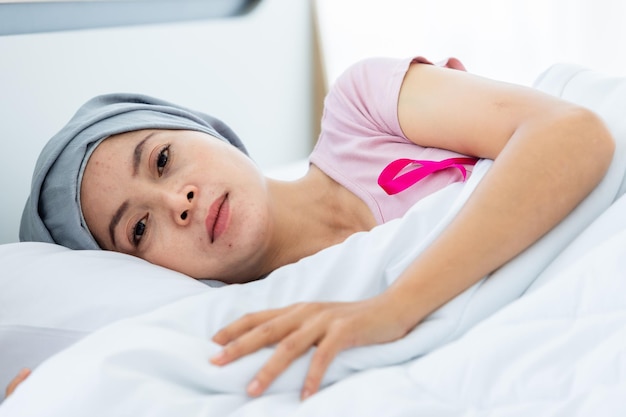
[564,105,615,176]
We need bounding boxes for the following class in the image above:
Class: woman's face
[80,129,273,283]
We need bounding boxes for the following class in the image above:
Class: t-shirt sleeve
[321,56,415,141]
[319,56,467,143]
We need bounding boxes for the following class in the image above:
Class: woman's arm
[385,62,615,330]
[211,62,614,399]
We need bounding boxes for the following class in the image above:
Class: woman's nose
[169,185,198,225]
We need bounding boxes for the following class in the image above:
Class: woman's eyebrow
[109,200,129,248]
[133,132,156,176]
[110,131,157,247]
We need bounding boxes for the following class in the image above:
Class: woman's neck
[259,164,376,275]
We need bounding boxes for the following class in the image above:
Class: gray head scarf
[20,93,248,250]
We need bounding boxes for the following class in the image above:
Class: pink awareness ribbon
[378,157,479,195]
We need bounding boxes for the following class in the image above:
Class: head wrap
[20,93,248,250]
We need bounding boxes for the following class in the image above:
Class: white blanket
[4,63,626,416]
[296,197,626,417]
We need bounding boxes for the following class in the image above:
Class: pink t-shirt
[310,56,474,224]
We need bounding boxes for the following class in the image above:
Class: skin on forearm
[382,107,614,333]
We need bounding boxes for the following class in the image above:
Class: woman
[20,56,614,400]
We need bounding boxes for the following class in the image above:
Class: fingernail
[247,379,261,396]
[301,389,311,400]
[210,351,226,365]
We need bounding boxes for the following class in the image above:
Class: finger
[212,308,285,345]
[301,328,346,400]
[5,368,31,398]
[247,326,323,397]
[211,311,302,366]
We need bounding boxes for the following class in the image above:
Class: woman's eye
[132,217,147,246]
[156,145,170,176]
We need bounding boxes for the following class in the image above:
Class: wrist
[372,287,428,336]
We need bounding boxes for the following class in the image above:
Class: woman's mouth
[205,193,230,243]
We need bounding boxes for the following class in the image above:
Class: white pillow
[0,242,209,400]
[263,158,310,180]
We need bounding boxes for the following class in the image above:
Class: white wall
[315,0,626,87]
[0,0,314,244]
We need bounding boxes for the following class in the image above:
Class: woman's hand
[210,296,413,400]
[4,368,30,399]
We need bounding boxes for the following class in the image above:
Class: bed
[1,62,626,416]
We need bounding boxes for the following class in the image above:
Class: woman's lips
[205,193,229,243]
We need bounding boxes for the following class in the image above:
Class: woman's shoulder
[321,56,415,139]
[330,56,414,95]
[330,55,464,94]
